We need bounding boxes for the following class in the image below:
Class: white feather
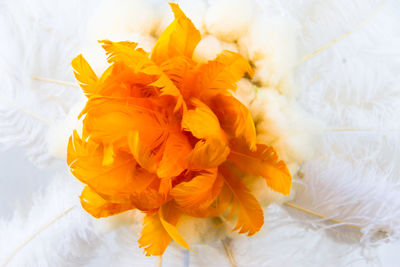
[0,0,96,166]
[2,0,400,266]
[289,0,400,246]
[0,173,98,267]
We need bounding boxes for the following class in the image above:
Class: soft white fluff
[0,173,98,266]
[239,15,299,95]
[176,0,208,35]
[290,0,400,248]
[205,0,256,42]
[2,0,400,266]
[47,101,85,160]
[192,35,223,63]
[0,0,96,166]
[88,0,157,39]
[250,89,323,175]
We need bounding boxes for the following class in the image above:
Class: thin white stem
[2,205,77,267]
[297,1,386,65]
[0,95,51,124]
[284,202,362,230]
[156,256,162,267]
[221,238,237,267]
[32,76,79,88]
[328,127,400,133]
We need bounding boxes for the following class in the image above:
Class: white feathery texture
[47,100,86,160]
[0,173,98,267]
[1,0,400,266]
[0,0,97,166]
[286,0,400,248]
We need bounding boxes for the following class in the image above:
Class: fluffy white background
[1,0,400,266]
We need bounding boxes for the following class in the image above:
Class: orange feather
[220,165,264,235]
[228,140,292,195]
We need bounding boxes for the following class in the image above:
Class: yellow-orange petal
[194,50,253,98]
[181,184,232,218]
[209,94,257,150]
[158,205,191,252]
[71,54,98,96]
[81,96,168,152]
[228,140,292,196]
[151,3,201,65]
[182,98,226,140]
[157,132,192,178]
[99,40,185,111]
[220,165,264,236]
[171,168,223,209]
[80,186,134,218]
[139,202,189,256]
[128,131,158,174]
[187,138,230,169]
[138,212,172,256]
[67,131,136,200]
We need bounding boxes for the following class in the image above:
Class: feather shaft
[297,0,386,65]
[32,76,79,88]
[328,128,400,132]
[284,202,362,230]
[221,238,237,267]
[0,95,51,124]
[2,205,77,267]
[156,256,162,267]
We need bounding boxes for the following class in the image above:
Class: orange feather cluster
[67,3,291,256]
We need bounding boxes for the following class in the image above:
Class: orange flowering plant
[67,3,291,256]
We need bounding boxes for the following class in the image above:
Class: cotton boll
[193,35,223,63]
[92,210,143,235]
[47,100,86,160]
[239,15,298,62]
[250,89,322,172]
[239,15,299,95]
[253,58,295,96]
[177,216,225,245]
[205,0,256,42]
[220,41,238,53]
[88,0,157,41]
[233,78,256,107]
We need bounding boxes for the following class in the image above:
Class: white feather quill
[0,173,99,267]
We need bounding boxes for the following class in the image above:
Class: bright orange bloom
[67,3,291,256]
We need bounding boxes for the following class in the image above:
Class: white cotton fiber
[177,216,225,245]
[233,78,256,107]
[220,41,238,53]
[205,0,256,42]
[193,35,223,63]
[239,15,299,95]
[249,89,323,175]
[92,210,143,235]
[47,100,85,160]
[87,0,157,40]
